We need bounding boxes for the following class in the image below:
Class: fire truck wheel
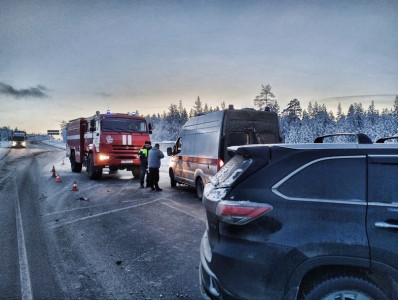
[132,166,140,179]
[88,154,102,180]
[70,152,82,173]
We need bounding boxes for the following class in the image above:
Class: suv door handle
[375,221,398,229]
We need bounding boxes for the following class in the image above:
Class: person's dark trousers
[149,167,160,190]
[139,163,147,187]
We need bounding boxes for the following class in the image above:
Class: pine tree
[337,102,344,121]
[254,84,276,110]
[393,95,398,117]
[282,99,302,121]
[193,96,203,115]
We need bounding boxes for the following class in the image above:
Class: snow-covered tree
[193,96,203,116]
[254,84,276,111]
[282,98,302,123]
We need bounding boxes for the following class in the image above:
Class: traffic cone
[71,181,79,191]
[51,166,56,177]
[61,160,65,166]
[55,174,61,182]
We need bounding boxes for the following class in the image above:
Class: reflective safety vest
[140,148,149,157]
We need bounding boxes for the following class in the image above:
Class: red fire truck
[66,110,152,180]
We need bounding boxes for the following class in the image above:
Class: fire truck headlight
[99,154,110,161]
[22,141,26,147]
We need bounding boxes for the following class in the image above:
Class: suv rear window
[211,154,252,187]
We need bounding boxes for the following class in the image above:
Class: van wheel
[70,152,82,173]
[303,276,388,300]
[169,170,177,187]
[195,178,204,200]
[87,154,102,180]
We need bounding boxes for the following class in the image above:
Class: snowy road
[0,141,206,299]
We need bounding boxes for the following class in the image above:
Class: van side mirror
[90,120,96,132]
[148,123,153,134]
[167,147,173,156]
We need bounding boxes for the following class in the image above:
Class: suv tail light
[217,158,224,171]
[216,200,273,225]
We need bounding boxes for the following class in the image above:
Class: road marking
[45,199,134,216]
[161,201,206,222]
[13,176,33,300]
[50,196,169,228]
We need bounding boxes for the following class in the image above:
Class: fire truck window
[102,118,147,133]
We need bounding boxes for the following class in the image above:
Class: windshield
[102,118,147,133]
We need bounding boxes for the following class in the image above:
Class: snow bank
[0,141,11,159]
[41,139,66,149]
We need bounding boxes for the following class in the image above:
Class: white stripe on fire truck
[128,135,132,145]
[122,135,126,145]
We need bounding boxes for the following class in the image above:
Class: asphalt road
[0,141,206,299]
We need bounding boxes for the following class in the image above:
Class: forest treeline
[144,85,398,143]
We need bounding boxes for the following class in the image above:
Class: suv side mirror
[90,120,96,132]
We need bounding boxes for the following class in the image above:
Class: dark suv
[200,134,398,300]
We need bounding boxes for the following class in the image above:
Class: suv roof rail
[376,136,398,143]
[314,133,372,144]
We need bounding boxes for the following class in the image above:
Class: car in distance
[200,133,398,300]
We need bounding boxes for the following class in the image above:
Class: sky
[1,0,397,134]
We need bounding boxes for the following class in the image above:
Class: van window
[194,131,219,158]
[174,138,182,154]
[182,133,196,156]
[257,133,278,144]
[227,132,249,147]
[277,157,366,201]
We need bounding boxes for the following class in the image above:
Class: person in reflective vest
[139,141,152,188]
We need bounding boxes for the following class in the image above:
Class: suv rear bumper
[200,234,235,300]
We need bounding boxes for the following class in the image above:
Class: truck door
[93,119,101,151]
[367,155,398,276]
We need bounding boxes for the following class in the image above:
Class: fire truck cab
[66,110,151,180]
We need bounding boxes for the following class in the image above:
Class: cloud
[0,82,49,99]
[96,92,112,98]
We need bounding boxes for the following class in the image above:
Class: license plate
[121,160,133,164]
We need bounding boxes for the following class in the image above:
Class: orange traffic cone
[55,174,61,182]
[71,181,79,191]
[51,166,56,177]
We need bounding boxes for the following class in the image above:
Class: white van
[167,106,281,199]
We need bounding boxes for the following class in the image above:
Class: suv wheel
[304,276,388,300]
[195,177,204,200]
